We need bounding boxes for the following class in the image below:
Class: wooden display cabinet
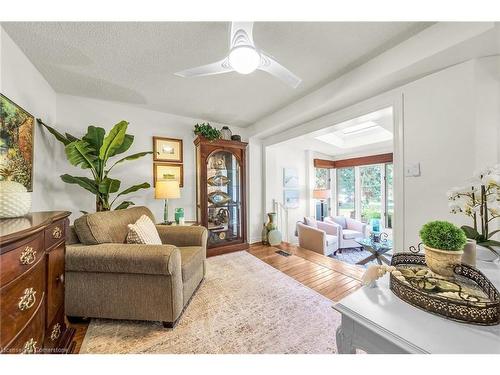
[194,136,249,256]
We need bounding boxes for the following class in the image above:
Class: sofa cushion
[74,206,156,245]
[342,229,363,240]
[65,242,180,275]
[325,235,338,246]
[304,216,318,228]
[331,216,347,229]
[180,246,205,282]
[127,215,162,245]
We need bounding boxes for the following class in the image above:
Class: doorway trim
[261,90,405,251]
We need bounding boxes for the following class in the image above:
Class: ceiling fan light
[228,46,260,74]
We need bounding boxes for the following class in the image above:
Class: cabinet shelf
[195,136,248,255]
[208,202,241,208]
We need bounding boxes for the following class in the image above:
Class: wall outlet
[405,162,421,177]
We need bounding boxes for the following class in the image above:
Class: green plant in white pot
[419,220,467,278]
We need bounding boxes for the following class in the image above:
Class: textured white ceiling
[1,22,431,127]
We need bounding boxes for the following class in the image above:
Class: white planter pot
[476,244,500,262]
[0,181,32,218]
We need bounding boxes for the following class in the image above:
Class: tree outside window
[315,168,329,189]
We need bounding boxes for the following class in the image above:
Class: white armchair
[324,216,367,251]
[296,217,339,256]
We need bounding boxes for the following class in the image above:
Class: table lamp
[312,189,331,220]
[155,179,181,224]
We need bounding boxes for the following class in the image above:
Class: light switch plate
[405,163,421,177]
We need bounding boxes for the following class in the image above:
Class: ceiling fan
[174,22,302,88]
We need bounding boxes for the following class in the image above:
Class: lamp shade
[312,189,331,200]
[155,180,180,199]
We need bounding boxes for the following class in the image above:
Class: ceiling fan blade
[230,22,255,49]
[174,58,233,77]
[258,52,302,89]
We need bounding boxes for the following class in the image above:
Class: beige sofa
[65,206,207,328]
[296,217,339,256]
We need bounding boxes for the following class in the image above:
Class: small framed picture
[154,163,184,187]
[153,136,183,163]
[283,189,300,209]
[283,167,299,188]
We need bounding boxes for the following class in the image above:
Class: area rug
[79,251,341,354]
[330,247,392,268]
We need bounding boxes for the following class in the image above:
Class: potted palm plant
[39,119,152,212]
[419,220,467,277]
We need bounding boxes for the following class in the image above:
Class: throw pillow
[304,216,318,228]
[126,215,162,245]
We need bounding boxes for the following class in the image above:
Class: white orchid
[449,164,500,255]
[446,189,458,199]
[488,200,500,216]
[486,192,497,203]
[484,173,500,188]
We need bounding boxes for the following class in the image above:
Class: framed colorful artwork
[154,162,184,187]
[0,94,35,191]
[153,136,183,163]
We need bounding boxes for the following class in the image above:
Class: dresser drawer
[2,298,45,354]
[43,305,67,351]
[45,219,66,250]
[0,234,44,286]
[0,256,46,347]
[46,244,65,325]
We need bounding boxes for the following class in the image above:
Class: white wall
[265,142,311,244]
[0,26,58,213]
[247,136,264,243]
[402,61,476,247]
[53,94,244,221]
[473,56,500,169]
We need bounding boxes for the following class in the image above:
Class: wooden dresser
[0,211,75,354]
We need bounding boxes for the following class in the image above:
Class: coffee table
[354,237,392,265]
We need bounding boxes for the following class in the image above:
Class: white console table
[332,260,500,354]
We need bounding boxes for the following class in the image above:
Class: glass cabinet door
[206,151,241,247]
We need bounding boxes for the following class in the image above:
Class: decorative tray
[390,253,500,325]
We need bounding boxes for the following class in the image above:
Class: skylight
[341,121,378,135]
[315,120,392,149]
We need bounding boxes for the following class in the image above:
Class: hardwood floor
[248,243,363,301]
[67,242,363,353]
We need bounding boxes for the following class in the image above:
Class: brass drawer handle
[18,288,37,311]
[52,226,62,239]
[22,338,38,354]
[19,246,37,265]
[50,323,62,341]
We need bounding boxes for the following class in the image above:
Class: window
[315,168,329,189]
[337,167,355,219]
[314,168,331,219]
[360,165,382,223]
[335,163,393,228]
[385,163,394,228]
